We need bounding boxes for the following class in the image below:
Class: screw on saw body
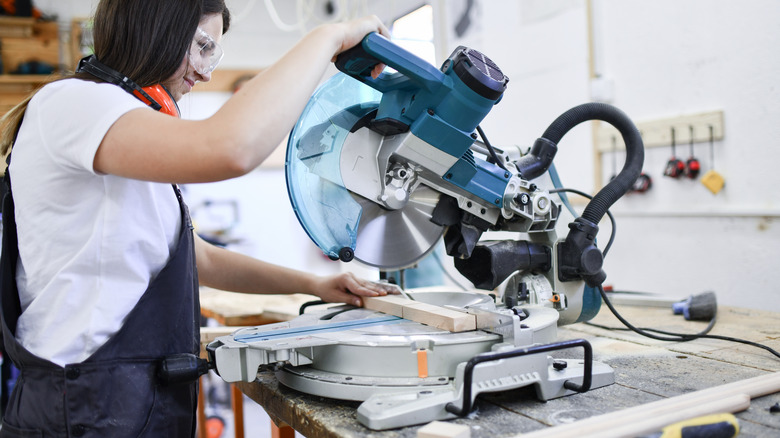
[515,193,530,205]
[338,247,354,262]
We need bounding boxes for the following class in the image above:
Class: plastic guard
[285,73,381,261]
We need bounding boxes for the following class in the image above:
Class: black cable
[594,285,780,359]
[546,188,779,360]
[595,285,715,341]
[549,187,617,257]
[476,125,507,170]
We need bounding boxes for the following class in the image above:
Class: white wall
[468,0,780,311]
[33,0,780,311]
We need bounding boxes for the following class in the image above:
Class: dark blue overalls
[0,168,201,437]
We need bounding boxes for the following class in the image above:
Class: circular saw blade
[351,185,443,270]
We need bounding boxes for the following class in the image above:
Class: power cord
[476,125,507,171]
[593,284,780,359]
[549,187,617,257]
[549,186,779,360]
[594,285,716,342]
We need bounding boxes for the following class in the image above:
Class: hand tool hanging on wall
[664,127,685,178]
[700,125,725,194]
[685,125,701,179]
[632,170,652,193]
[629,131,652,193]
[612,135,650,193]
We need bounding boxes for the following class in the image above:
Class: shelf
[0,74,60,115]
[0,17,36,39]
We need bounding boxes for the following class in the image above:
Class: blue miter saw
[209,33,645,430]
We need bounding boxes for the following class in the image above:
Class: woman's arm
[193,234,395,306]
[94,16,389,184]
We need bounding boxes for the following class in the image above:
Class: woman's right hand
[328,15,391,78]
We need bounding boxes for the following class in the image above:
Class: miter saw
[207,33,645,430]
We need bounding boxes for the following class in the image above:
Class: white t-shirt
[9,79,182,366]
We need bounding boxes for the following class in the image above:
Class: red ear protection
[77,55,180,118]
[137,84,180,118]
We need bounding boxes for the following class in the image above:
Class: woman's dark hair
[91,0,230,87]
[206,0,231,33]
[1,0,231,154]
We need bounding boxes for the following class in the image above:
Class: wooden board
[417,421,471,438]
[364,295,477,332]
[402,302,476,332]
[363,294,413,317]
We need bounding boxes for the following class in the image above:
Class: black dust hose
[517,102,644,287]
[540,102,644,224]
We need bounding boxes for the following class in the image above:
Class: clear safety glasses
[189,27,223,75]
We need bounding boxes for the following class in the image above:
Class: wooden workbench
[235,301,780,437]
[200,287,317,326]
[199,288,319,438]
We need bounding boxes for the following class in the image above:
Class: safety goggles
[189,27,223,75]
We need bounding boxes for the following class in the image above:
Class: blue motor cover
[336,33,512,207]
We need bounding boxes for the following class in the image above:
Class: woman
[0,0,391,436]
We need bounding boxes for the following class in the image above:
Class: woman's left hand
[313,272,400,307]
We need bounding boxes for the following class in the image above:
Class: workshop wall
[471,0,780,311]
[29,0,779,310]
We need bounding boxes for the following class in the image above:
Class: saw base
[276,346,614,430]
[210,291,615,430]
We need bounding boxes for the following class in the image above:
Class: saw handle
[335,32,444,93]
[445,339,593,417]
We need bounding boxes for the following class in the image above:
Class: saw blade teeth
[352,186,443,270]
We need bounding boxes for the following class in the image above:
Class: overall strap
[1,153,22,336]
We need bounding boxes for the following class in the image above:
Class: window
[391,5,435,65]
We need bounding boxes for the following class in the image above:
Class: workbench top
[200,287,316,326]
[236,301,780,437]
